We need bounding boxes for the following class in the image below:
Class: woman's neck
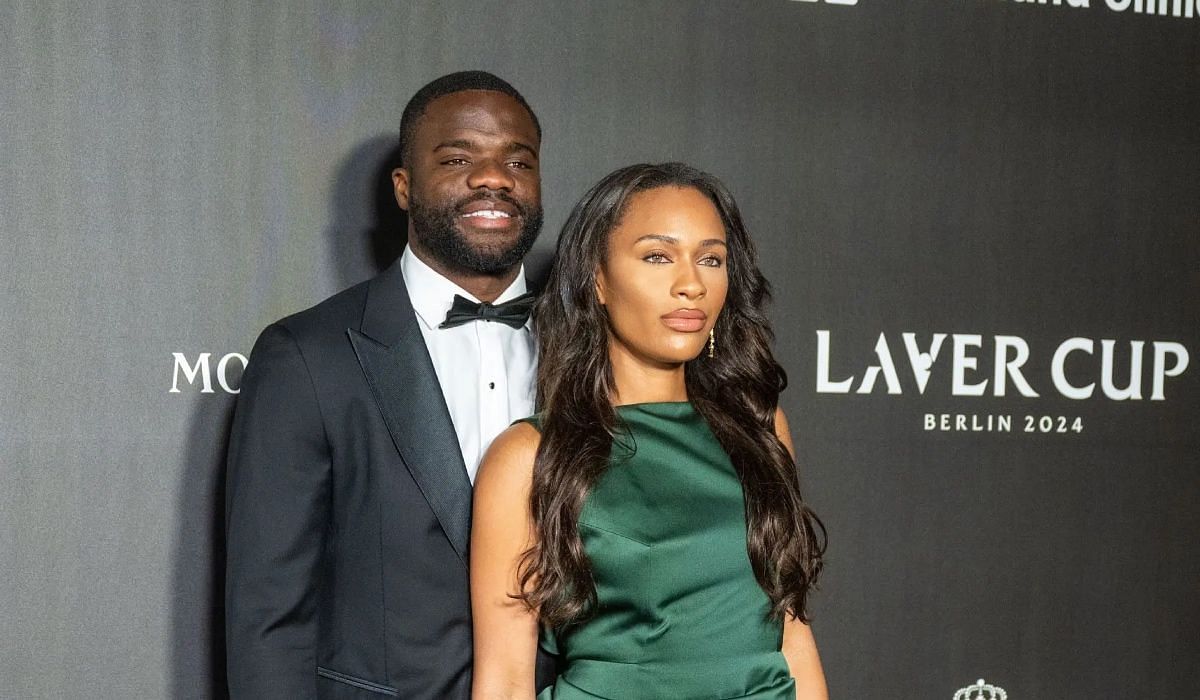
[608,342,688,406]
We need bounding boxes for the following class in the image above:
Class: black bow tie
[439,292,535,330]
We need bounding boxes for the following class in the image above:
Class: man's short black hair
[398,70,541,168]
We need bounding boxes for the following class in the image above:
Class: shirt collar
[400,245,530,331]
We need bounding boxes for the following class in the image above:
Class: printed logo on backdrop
[814,331,1191,434]
[170,352,247,394]
[954,679,1007,700]
[973,0,1197,20]
[793,0,1200,18]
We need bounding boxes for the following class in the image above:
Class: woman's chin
[615,336,707,367]
[654,345,708,365]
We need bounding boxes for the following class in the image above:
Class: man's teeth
[462,210,511,219]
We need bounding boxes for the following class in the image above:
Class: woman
[471,163,827,700]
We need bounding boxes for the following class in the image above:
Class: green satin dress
[525,402,796,700]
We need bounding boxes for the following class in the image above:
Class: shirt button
[488,382,495,390]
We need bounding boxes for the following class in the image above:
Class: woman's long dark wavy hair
[517,162,825,627]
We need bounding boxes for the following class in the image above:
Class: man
[225,71,549,699]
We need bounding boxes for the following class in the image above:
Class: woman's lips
[661,309,707,333]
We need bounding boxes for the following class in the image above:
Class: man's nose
[466,159,515,191]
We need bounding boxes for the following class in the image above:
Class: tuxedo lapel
[348,260,472,564]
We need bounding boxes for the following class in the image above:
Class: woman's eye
[699,256,724,268]
[643,252,670,264]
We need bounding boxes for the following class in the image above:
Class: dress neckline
[614,400,694,412]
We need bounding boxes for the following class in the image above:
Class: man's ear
[392,168,411,211]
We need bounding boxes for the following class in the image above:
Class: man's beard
[408,190,543,275]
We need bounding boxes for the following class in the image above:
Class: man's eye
[443,158,469,166]
[507,161,532,169]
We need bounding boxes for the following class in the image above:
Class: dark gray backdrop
[2,1,1197,698]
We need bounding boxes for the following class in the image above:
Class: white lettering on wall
[856,333,903,395]
[216,353,249,394]
[1100,340,1144,400]
[1108,0,1197,14]
[816,331,1189,400]
[816,330,854,393]
[994,335,1039,397]
[1050,337,1094,399]
[970,0,1196,17]
[1151,342,1190,400]
[171,352,213,394]
[952,334,988,397]
[170,352,247,394]
[902,333,946,395]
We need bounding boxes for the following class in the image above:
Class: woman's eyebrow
[633,234,727,248]
[634,234,678,245]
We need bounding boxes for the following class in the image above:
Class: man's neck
[407,241,520,303]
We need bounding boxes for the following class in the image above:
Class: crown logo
[954,679,1007,700]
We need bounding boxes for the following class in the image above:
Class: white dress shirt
[400,245,536,483]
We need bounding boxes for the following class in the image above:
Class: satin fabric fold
[523,403,797,700]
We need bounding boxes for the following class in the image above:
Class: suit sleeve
[225,323,331,699]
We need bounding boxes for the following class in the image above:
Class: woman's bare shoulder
[475,421,542,491]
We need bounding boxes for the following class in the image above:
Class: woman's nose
[672,265,706,300]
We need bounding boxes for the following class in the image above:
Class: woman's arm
[782,617,827,700]
[774,407,830,700]
[470,423,543,700]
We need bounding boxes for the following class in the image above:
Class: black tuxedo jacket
[225,259,552,698]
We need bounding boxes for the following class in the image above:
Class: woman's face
[596,186,729,367]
